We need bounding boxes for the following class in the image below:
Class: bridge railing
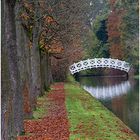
[69,58,131,74]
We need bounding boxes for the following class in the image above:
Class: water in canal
[76,76,139,135]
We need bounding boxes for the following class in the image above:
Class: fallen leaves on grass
[17,83,69,140]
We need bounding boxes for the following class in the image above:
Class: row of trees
[2,0,104,139]
[2,0,138,138]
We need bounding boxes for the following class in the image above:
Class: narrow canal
[76,76,139,135]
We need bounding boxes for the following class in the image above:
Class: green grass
[65,83,138,140]
[33,92,49,119]
[66,74,77,83]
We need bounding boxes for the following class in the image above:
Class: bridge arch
[69,58,131,75]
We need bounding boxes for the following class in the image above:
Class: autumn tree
[107,0,139,74]
[2,0,24,139]
[2,0,128,139]
[49,0,110,80]
[107,0,124,59]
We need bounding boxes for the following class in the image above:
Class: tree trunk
[46,54,53,86]
[40,52,53,95]
[30,1,41,108]
[2,0,24,139]
[15,2,32,119]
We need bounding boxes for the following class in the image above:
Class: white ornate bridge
[69,58,131,75]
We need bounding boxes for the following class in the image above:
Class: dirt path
[17,83,69,140]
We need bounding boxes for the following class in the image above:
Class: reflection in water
[76,76,139,135]
[83,81,131,99]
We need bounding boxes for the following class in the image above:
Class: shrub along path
[17,83,70,140]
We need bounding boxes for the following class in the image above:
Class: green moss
[65,83,138,140]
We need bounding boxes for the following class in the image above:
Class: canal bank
[74,75,139,135]
[17,80,138,140]
[65,76,138,139]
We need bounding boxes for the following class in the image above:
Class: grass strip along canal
[17,81,138,140]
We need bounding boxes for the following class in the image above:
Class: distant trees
[107,0,139,73]
[82,0,109,59]
[117,0,139,73]
[107,0,124,59]
[43,0,107,80]
[81,0,138,75]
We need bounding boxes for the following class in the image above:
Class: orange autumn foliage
[43,16,55,24]
[107,1,124,59]
[51,36,84,81]
[20,1,62,54]
[109,44,124,59]
[45,40,64,54]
